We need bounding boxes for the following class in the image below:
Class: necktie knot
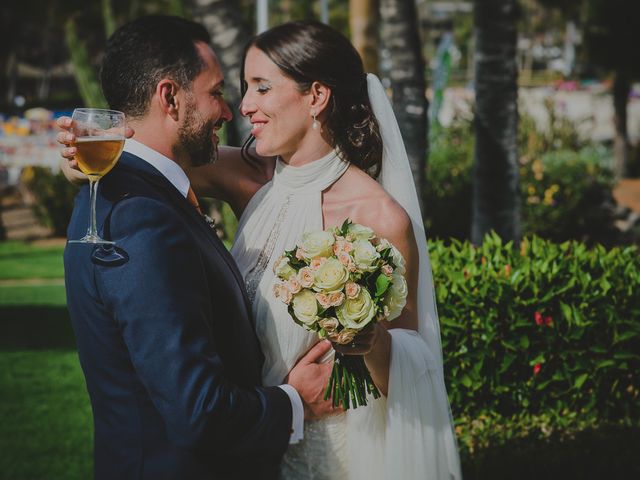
[186,187,203,216]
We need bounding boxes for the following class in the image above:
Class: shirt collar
[123,139,190,198]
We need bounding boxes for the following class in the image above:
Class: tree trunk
[379,0,427,214]
[349,0,379,74]
[471,0,521,245]
[612,70,630,180]
[189,0,252,145]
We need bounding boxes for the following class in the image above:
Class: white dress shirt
[123,139,304,444]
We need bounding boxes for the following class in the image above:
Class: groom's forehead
[195,42,224,80]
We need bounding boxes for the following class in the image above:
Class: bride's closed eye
[256,83,271,94]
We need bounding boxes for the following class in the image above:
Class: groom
[63,15,333,480]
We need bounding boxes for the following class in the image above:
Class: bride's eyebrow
[247,76,271,84]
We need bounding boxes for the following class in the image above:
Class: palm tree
[379,0,427,212]
[349,0,379,74]
[471,0,521,244]
[583,0,640,180]
[189,0,253,144]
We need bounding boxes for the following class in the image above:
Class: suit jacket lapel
[115,153,254,316]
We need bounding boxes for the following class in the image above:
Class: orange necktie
[186,187,203,216]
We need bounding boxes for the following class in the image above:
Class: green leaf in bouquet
[375,274,391,298]
[340,218,351,236]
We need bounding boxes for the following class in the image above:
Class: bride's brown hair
[240,20,383,178]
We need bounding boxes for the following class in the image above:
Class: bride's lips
[250,120,267,137]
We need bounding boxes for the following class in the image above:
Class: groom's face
[177,42,232,167]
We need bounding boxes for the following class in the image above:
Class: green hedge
[430,233,640,421]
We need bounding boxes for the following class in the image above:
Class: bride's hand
[56,116,135,185]
[332,323,388,356]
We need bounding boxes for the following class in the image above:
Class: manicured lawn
[0,351,93,480]
[0,241,65,280]
[0,241,93,480]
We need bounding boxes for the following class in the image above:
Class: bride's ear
[309,81,331,116]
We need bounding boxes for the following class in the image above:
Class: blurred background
[0,1,638,479]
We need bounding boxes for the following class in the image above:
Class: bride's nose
[240,93,256,117]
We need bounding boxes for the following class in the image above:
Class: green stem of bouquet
[323,353,381,409]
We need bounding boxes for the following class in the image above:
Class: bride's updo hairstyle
[241,20,383,177]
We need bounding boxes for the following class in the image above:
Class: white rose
[336,288,377,329]
[383,273,408,321]
[376,238,391,252]
[291,289,319,327]
[313,258,350,293]
[299,230,335,260]
[352,239,380,272]
[273,256,296,280]
[347,223,375,241]
[389,245,406,275]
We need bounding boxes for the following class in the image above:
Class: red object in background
[533,363,542,376]
[534,311,543,326]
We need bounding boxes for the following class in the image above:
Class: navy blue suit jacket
[64,152,292,480]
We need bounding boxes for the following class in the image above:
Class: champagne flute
[68,108,125,244]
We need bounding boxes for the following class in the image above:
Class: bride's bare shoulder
[328,166,412,239]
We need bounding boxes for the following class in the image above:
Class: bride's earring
[311,111,319,130]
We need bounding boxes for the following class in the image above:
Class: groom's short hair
[101,15,211,118]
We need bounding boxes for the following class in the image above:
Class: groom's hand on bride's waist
[285,340,342,420]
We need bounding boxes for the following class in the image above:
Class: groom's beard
[178,102,218,167]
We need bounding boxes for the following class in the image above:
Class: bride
[199,20,460,480]
[61,20,461,480]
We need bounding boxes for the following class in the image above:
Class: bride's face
[240,47,315,160]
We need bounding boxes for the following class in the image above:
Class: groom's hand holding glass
[57,115,135,186]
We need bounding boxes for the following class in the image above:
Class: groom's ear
[309,81,331,115]
[156,79,181,120]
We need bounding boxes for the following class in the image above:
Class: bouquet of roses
[272,220,408,409]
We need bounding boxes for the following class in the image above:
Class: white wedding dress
[230,75,462,480]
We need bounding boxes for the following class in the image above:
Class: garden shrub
[21,166,77,237]
[425,103,618,244]
[430,233,640,422]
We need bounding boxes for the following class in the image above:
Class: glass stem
[87,179,99,238]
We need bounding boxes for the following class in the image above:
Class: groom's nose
[221,99,233,123]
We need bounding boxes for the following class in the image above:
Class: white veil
[367,73,445,377]
[345,74,461,480]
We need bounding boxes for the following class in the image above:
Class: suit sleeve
[95,196,292,459]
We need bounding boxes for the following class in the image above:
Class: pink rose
[335,328,357,345]
[381,264,393,276]
[333,240,353,255]
[329,292,345,307]
[337,252,355,271]
[287,276,302,294]
[273,283,293,305]
[298,267,315,288]
[310,257,327,270]
[344,282,361,299]
[296,248,305,260]
[315,293,333,309]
